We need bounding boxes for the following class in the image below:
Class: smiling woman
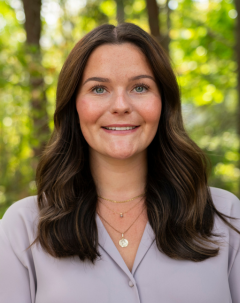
[76,43,161,160]
[0,23,240,303]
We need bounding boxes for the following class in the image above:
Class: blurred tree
[21,0,49,168]
[146,0,170,53]
[0,0,38,216]
[116,0,125,23]
[170,0,239,196]
[234,0,240,194]
[146,0,161,41]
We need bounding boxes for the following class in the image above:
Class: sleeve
[0,220,32,303]
[228,195,240,303]
[229,245,240,303]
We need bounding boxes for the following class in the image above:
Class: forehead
[81,43,154,79]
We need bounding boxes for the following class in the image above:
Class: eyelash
[91,83,150,94]
[134,83,150,92]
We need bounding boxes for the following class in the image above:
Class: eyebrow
[82,74,156,85]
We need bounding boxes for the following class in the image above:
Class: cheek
[76,98,101,145]
[142,97,162,127]
[76,97,108,147]
[76,97,103,125]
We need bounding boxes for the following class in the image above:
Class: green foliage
[0,0,239,218]
[0,0,36,216]
[169,0,239,195]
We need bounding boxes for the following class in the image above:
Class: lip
[101,124,140,135]
[102,124,139,127]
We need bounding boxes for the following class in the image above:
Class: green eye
[134,84,149,93]
[95,87,105,94]
[135,86,144,92]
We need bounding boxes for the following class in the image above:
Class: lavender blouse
[0,187,239,303]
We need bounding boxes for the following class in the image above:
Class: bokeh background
[0,0,239,218]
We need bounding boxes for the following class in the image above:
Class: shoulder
[2,195,38,225]
[1,196,39,247]
[209,187,240,218]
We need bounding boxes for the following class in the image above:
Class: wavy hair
[29,22,239,262]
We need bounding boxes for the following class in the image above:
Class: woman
[0,23,239,303]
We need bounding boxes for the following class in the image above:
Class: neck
[90,150,147,200]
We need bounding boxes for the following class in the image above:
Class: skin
[76,42,162,270]
[76,43,161,211]
[76,42,161,186]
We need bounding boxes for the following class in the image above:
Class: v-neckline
[96,213,155,277]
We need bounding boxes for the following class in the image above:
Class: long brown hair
[29,22,239,263]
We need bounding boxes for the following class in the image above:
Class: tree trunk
[234,0,240,196]
[21,0,49,167]
[115,0,125,24]
[146,0,170,54]
[146,0,161,41]
[164,0,170,54]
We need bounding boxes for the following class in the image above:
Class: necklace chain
[99,196,144,217]
[97,205,146,236]
[97,193,145,204]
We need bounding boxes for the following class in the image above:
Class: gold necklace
[97,205,146,248]
[99,196,144,218]
[97,192,145,204]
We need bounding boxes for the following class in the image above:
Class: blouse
[0,187,239,303]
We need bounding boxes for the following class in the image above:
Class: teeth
[104,126,137,130]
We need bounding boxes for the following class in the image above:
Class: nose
[110,90,132,115]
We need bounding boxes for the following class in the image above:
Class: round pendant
[119,238,128,247]
[120,213,123,218]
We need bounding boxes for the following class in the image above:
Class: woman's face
[76,43,162,160]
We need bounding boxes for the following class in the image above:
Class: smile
[102,126,138,131]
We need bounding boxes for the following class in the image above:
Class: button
[128,280,134,287]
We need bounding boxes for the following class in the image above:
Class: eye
[133,83,149,93]
[91,85,106,94]
[135,86,145,93]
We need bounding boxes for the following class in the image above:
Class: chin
[106,149,140,160]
